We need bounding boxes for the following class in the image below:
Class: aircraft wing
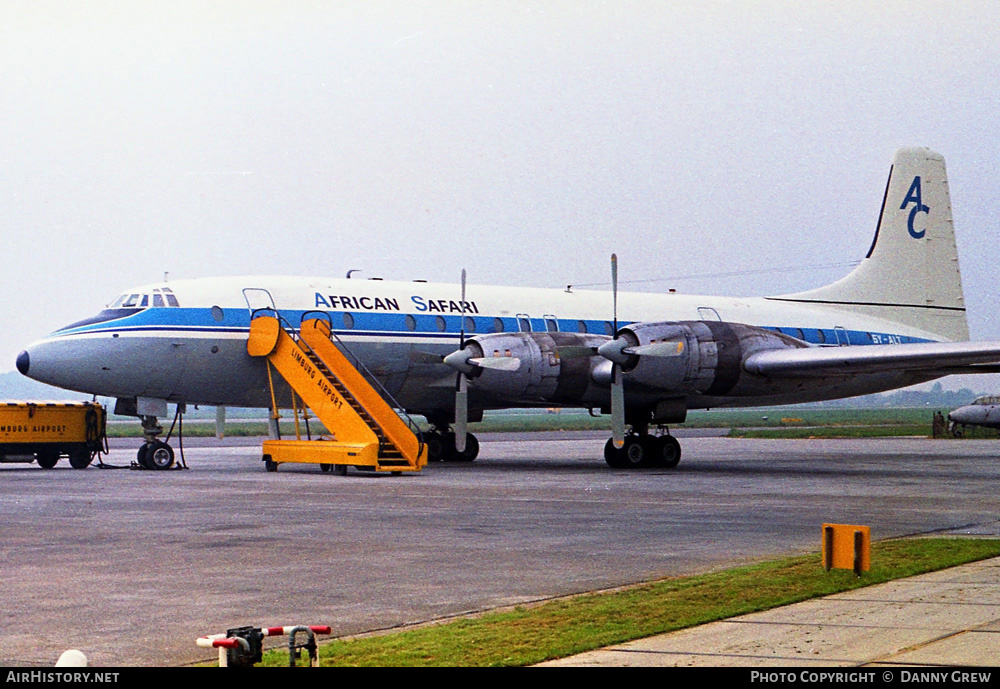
[743,341,1000,379]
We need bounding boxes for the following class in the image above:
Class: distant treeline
[814,382,981,410]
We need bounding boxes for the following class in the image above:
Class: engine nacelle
[618,321,808,397]
[462,331,610,406]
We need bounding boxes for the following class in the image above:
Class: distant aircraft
[948,396,1000,434]
[17,148,1000,469]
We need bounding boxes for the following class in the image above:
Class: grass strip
[106,407,947,438]
[728,424,931,439]
[256,537,1000,667]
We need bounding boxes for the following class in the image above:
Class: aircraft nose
[15,350,29,375]
[948,408,970,424]
[18,338,86,390]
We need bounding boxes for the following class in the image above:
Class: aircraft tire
[147,441,175,470]
[69,449,93,470]
[36,450,59,469]
[604,438,623,468]
[620,435,648,469]
[438,432,458,462]
[654,435,681,469]
[425,432,449,462]
[453,433,479,462]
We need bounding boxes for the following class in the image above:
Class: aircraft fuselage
[18,274,944,416]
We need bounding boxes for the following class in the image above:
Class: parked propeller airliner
[17,148,1000,469]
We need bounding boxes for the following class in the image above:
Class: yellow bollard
[822,523,870,575]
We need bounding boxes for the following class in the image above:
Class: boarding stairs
[247,313,426,474]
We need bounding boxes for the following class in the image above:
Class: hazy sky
[3,1,1000,389]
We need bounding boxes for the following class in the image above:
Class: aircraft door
[243,288,277,318]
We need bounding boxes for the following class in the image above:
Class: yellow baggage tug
[0,401,107,469]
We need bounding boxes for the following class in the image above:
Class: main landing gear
[604,425,681,470]
[422,422,480,463]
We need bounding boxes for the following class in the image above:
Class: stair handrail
[298,312,425,458]
[252,310,395,455]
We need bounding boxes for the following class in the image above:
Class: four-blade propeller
[442,255,682,447]
[455,269,469,453]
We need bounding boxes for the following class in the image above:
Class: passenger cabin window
[492,318,505,333]
[577,320,588,334]
[544,317,559,332]
[517,316,531,333]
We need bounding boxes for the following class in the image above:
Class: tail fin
[772,147,969,341]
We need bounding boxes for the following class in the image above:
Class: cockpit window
[60,287,181,332]
[107,288,180,310]
[156,287,179,307]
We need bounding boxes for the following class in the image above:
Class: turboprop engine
[444,331,612,407]
[598,320,811,398]
[445,320,814,414]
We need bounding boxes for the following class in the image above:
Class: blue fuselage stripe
[49,308,934,346]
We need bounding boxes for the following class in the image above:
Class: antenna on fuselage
[346,269,361,279]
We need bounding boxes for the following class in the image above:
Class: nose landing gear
[137,439,176,470]
[132,409,188,471]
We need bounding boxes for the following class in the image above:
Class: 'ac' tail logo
[900,176,929,239]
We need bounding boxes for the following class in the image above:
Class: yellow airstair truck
[0,401,107,469]
[247,313,427,475]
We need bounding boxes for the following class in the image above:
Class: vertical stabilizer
[771,148,968,341]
